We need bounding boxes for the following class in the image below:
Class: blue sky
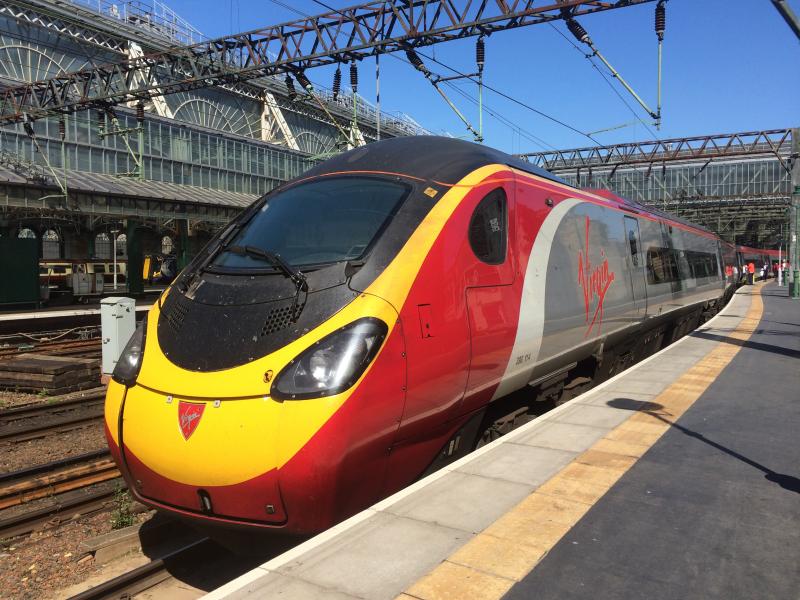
[165,0,799,154]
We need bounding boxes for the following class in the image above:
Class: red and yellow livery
[105,137,739,535]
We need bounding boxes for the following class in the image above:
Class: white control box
[71,273,92,295]
[101,296,136,375]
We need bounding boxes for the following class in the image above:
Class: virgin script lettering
[577,216,615,337]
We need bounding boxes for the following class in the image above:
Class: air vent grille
[165,297,190,334]
[261,304,294,336]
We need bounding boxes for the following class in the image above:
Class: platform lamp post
[792,200,800,299]
[111,229,120,291]
[791,127,800,299]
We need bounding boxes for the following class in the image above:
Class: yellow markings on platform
[399,284,766,600]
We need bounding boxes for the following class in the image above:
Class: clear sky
[164,0,799,154]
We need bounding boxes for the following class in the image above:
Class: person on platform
[748,261,755,285]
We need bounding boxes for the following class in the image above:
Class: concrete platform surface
[206,282,798,600]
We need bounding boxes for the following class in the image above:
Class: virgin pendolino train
[105,136,740,535]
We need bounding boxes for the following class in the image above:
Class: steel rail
[0,410,104,444]
[0,483,119,540]
[0,448,109,484]
[0,0,656,124]
[0,339,101,358]
[0,457,119,509]
[0,391,105,426]
[67,538,214,600]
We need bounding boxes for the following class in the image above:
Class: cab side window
[469,188,507,265]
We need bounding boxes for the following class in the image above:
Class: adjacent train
[105,137,751,535]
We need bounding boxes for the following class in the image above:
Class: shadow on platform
[607,398,800,496]
[689,330,800,360]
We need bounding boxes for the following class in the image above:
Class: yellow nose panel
[121,386,347,486]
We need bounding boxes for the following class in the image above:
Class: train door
[623,216,647,317]
[461,183,517,414]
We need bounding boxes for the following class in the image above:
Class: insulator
[566,18,590,45]
[295,71,312,91]
[58,118,65,141]
[655,1,666,41]
[285,74,296,100]
[405,49,425,71]
[136,101,145,123]
[332,67,342,100]
[476,37,485,68]
[349,61,358,93]
[22,114,35,139]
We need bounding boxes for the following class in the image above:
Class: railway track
[0,450,121,539]
[68,538,215,600]
[0,449,118,508]
[0,337,101,359]
[0,390,106,444]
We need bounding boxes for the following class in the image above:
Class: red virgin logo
[178,401,205,440]
[577,216,615,337]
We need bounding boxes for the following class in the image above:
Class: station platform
[0,301,153,323]
[207,282,799,600]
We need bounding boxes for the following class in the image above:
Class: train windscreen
[211,176,409,270]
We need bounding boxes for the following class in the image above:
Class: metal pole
[61,115,68,200]
[478,70,483,142]
[793,202,800,298]
[656,39,662,129]
[791,127,800,298]
[375,53,380,141]
[430,82,482,141]
[112,230,119,291]
[655,0,665,129]
[591,47,658,120]
[138,124,145,180]
[771,0,800,41]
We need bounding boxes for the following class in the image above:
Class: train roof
[302,135,568,187]
[582,188,716,237]
[302,136,716,239]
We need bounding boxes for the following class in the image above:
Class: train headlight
[112,316,147,386]
[272,318,388,400]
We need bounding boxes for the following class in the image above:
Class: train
[104,136,770,537]
[38,255,176,302]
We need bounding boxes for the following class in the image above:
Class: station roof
[0,165,258,209]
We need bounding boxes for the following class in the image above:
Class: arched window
[161,235,174,255]
[116,233,127,257]
[468,188,507,265]
[42,229,60,259]
[95,233,112,259]
[17,227,36,239]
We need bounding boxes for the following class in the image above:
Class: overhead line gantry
[518,129,797,248]
[0,0,657,125]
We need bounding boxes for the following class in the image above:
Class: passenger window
[469,188,507,265]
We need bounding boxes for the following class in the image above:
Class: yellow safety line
[398,284,766,600]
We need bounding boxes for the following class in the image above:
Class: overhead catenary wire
[267,0,557,149]
[306,0,597,145]
[548,23,661,141]
[440,79,555,151]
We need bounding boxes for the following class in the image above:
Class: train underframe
[423,291,731,476]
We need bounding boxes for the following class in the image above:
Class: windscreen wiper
[226,245,309,321]
[226,245,306,287]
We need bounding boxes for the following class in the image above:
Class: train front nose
[115,385,288,525]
